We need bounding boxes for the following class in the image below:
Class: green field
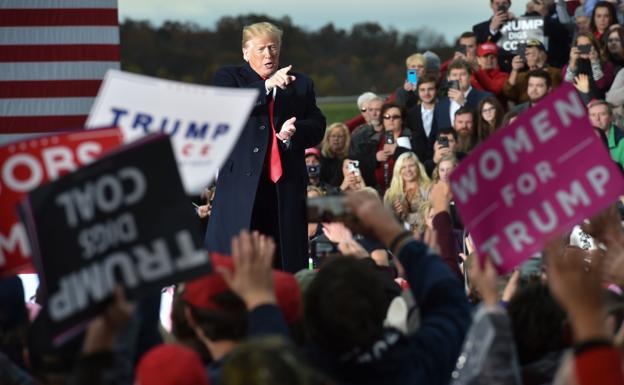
[318,102,359,125]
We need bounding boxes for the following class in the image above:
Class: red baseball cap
[136,344,209,385]
[305,147,321,159]
[477,42,498,57]
[183,253,303,324]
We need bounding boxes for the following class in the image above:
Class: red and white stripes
[0,0,120,133]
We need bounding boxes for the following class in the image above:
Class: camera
[578,44,592,55]
[347,160,360,175]
[385,130,395,145]
[307,196,352,223]
[448,80,460,91]
[307,164,320,178]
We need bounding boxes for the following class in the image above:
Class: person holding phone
[435,59,492,130]
[504,39,563,104]
[563,31,615,96]
[394,53,427,110]
[473,42,509,99]
[405,74,440,163]
[472,0,516,71]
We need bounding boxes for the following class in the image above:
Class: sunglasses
[383,114,402,120]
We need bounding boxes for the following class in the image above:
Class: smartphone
[307,196,352,223]
[578,44,591,54]
[448,80,460,91]
[407,69,418,86]
[497,3,508,12]
[438,136,450,149]
[516,44,526,62]
[347,160,360,175]
[456,45,467,55]
[385,130,395,145]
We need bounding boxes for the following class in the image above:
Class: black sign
[20,134,210,343]
[497,16,546,53]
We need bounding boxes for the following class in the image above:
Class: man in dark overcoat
[205,22,326,272]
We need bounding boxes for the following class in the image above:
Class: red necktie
[267,96,283,183]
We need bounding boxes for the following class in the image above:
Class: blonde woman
[431,155,458,184]
[383,152,432,230]
[320,123,350,186]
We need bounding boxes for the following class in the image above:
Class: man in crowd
[349,95,386,188]
[473,41,509,99]
[453,107,478,154]
[205,22,326,272]
[406,74,440,163]
[473,0,516,70]
[588,99,624,168]
[424,127,464,176]
[436,59,492,129]
[346,92,384,132]
[440,32,479,79]
[503,39,563,104]
[510,69,552,113]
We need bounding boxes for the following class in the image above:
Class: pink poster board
[450,83,624,272]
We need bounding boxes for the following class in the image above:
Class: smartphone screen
[407,69,418,85]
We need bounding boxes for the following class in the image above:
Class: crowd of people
[4,1,624,384]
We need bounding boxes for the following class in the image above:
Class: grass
[318,102,359,125]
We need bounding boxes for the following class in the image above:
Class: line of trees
[120,14,453,96]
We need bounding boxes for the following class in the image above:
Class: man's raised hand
[266,64,296,90]
[278,117,296,141]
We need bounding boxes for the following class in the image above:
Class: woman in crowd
[339,158,365,192]
[603,25,624,72]
[432,155,458,185]
[476,96,505,142]
[374,102,413,193]
[564,31,615,97]
[590,1,618,40]
[319,122,350,187]
[383,151,432,231]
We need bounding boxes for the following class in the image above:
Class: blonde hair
[359,186,380,200]
[432,155,458,183]
[307,185,325,197]
[405,53,425,68]
[242,22,283,48]
[383,152,431,206]
[417,200,433,232]
[321,123,350,159]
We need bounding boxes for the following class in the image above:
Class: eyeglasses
[482,107,496,113]
[383,114,402,120]
[608,38,621,43]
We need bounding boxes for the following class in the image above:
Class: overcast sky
[118,0,528,45]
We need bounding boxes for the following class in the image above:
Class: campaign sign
[86,69,259,195]
[450,83,624,273]
[497,16,545,53]
[0,128,123,278]
[20,134,210,343]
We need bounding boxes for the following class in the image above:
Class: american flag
[0,0,120,134]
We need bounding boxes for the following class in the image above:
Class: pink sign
[450,83,624,273]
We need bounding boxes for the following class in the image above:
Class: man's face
[453,112,474,136]
[527,76,549,103]
[459,37,478,61]
[242,34,280,79]
[491,0,511,14]
[477,54,497,70]
[365,100,383,126]
[589,104,613,131]
[418,81,437,104]
[305,155,320,167]
[448,68,470,91]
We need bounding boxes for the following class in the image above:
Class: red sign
[0,128,122,277]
